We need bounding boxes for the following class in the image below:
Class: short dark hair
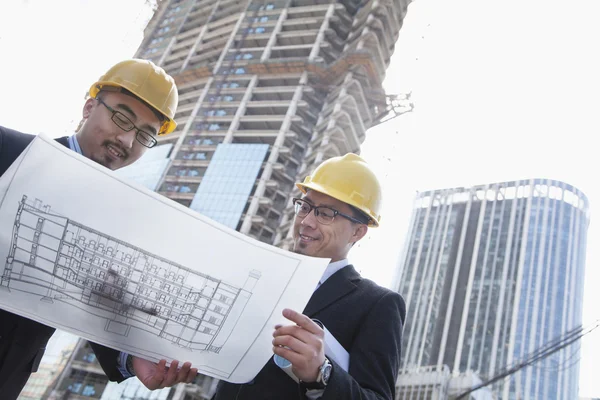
[349,205,371,225]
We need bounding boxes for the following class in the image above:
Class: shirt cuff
[305,389,325,399]
[117,352,135,379]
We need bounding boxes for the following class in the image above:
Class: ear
[82,98,96,119]
[351,223,368,244]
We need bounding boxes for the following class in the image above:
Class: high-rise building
[17,331,78,400]
[50,0,413,398]
[133,0,411,246]
[47,340,111,399]
[395,179,589,399]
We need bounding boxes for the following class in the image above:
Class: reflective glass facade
[190,144,269,229]
[115,144,173,191]
[396,179,589,400]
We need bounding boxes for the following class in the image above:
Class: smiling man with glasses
[0,59,198,399]
[95,96,159,149]
[75,75,171,170]
[213,154,407,400]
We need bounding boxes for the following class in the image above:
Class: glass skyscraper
[396,179,589,400]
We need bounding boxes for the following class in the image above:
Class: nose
[115,129,136,149]
[300,209,318,229]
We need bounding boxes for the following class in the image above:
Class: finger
[186,367,198,384]
[163,360,179,387]
[175,362,192,384]
[272,344,306,366]
[282,309,322,335]
[273,335,313,355]
[144,359,166,389]
[273,324,318,344]
[274,324,283,329]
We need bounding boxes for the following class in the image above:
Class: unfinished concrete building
[136,0,411,247]
[54,0,413,398]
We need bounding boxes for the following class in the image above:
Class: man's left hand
[133,357,198,390]
[272,308,325,382]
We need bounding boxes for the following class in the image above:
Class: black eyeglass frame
[292,198,365,225]
[96,97,158,148]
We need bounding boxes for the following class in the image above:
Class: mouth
[105,143,127,160]
[299,233,318,242]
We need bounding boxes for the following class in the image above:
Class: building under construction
[134,0,411,247]
[46,0,412,398]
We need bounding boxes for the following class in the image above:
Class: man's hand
[133,357,198,390]
[272,308,325,382]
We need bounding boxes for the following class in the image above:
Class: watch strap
[299,358,331,390]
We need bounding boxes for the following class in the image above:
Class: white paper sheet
[0,134,329,383]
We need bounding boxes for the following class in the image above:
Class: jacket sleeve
[320,291,406,400]
[89,342,128,382]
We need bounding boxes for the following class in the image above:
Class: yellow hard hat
[89,59,178,135]
[296,153,382,227]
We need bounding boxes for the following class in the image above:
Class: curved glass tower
[396,179,589,400]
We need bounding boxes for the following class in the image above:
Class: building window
[82,385,96,396]
[247,27,267,34]
[204,109,228,117]
[68,382,82,393]
[235,53,254,60]
[218,82,241,89]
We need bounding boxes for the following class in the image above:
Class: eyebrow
[115,103,158,135]
[302,197,340,211]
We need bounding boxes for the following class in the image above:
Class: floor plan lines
[1,195,260,353]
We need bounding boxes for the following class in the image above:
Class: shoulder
[356,275,406,323]
[0,125,37,150]
[0,126,37,175]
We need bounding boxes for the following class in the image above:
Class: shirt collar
[68,134,83,155]
[319,258,349,286]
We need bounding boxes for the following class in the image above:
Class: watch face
[322,363,332,384]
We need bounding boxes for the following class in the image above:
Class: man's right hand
[133,357,198,390]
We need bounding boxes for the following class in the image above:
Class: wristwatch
[301,358,332,390]
[125,354,135,376]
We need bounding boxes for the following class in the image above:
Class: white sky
[353,0,600,397]
[1,0,598,397]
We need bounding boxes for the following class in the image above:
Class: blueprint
[0,134,329,383]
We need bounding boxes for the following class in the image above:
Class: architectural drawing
[1,195,260,353]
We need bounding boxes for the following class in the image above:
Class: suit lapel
[303,265,361,317]
[56,136,69,148]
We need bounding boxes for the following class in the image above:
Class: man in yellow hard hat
[0,59,197,399]
[213,154,406,400]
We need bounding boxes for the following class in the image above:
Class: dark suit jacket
[0,125,126,399]
[213,264,406,400]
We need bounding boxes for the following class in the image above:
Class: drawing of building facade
[2,195,260,353]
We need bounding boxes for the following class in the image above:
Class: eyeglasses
[96,97,158,148]
[292,198,365,225]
